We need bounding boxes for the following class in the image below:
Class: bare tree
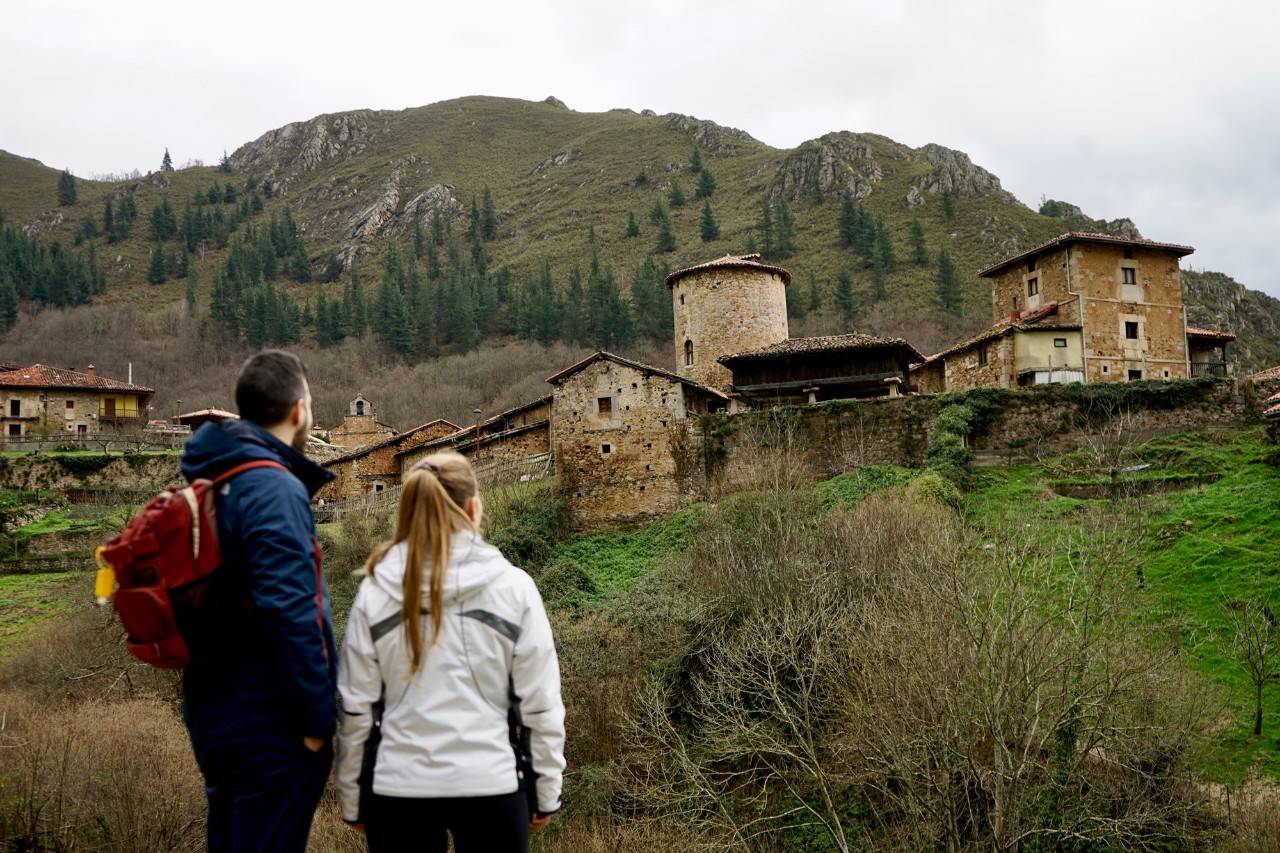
[1227,596,1279,737]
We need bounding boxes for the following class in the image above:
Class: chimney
[128,362,133,384]
[87,364,96,382]
[1009,311,1020,322]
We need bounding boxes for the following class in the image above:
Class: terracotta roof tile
[0,363,154,393]
[1185,326,1236,342]
[915,302,1078,366]
[977,232,1194,278]
[545,351,730,400]
[1250,365,1280,383]
[665,253,792,287]
[718,333,924,365]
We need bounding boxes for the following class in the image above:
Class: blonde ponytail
[362,451,479,673]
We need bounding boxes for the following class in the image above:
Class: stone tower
[666,254,791,388]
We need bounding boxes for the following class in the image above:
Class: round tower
[666,254,791,388]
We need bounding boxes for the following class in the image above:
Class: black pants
[364,790,530,853]
[197,738,332,853]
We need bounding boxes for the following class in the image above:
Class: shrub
[486,485,571,572]
[926,429,971,485]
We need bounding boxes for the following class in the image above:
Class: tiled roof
[915,302,1077,366]
[718,333,924,366]
[0,363,154,393]
[1250,365,1280,383]
[397,396,554,455]
[545,351,731,400]
[665,253,792,287]
[1265,401,1280,419]
[324,417,462,467]
[1185,326,1236,342]
[176,408,238,421]
[977,232,1195,277]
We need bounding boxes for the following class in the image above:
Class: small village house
[0,363,154,441]
[719,333,923,405]
[325,394,398,450]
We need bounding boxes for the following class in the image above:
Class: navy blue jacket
[179,419,337,754]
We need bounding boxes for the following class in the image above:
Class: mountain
[0,95,1275,426]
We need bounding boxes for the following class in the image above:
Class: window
[65,400,74,410]
[355,400,365,416]
[77,424,87,435]
[1128,370,1143,381]
[1053,338,1067,348]
[684,340,694,366]
[8,400,18,417]
[372,483,384,493]
[1163,370,1170,378]
[1122,267,1136,285]
[1027,277,1038,297]
[639,485,645,492]
[597,396,612,417]
[601,443,612,455]
[7,424,19,437]
[1026,257,1037,272]
[679,293,685,305]
[1102,365,1110,374]
[978,345,988,366]
[1125,321,1139,340]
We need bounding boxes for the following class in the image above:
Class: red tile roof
[1250,365,1280,384]
[665,253,792,287]
[545,351,731,400]
[324,418,462,467]
[914,302,1078,366]
[175,408,238,421]
[0,363,154,394]
[1185,326,1236,342]
[718,333,924,366]
[977,232,1195,278]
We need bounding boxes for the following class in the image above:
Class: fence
[1,430,189,454]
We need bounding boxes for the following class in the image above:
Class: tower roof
[665,253,792,288]
[977,232,1194,278]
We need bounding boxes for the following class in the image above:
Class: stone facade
[549,354,725,528]
[669,258,790,389]
[327,395,396,450]
[319,418,459,500]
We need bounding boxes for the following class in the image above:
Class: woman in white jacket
[335,452,566,852]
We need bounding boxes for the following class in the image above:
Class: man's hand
[303,735,326,752]
[530,812,552,833]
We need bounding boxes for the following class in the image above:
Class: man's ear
[292,398,306,426]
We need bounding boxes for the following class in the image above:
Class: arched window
[355,400,365,416]
[684,340,694,366]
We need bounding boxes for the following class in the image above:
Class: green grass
[968,426,1280,783]
[0,571,80,658]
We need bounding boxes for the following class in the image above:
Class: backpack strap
[210,459,289,486]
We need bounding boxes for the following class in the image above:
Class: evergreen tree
[635,165,649,186]
[175,246,189,278]
[807,170,823,205]
[935,248,962,315]
[807,272,822,313]
[908,218,929,266]
[757,199,774,259]
[468,195,482,245]
[695,167,716,199]
[0,277,18,331]
[413,217,426,260]
[147,242,168,284]
[786,276,808,320]
[655,216,676,254]
[291,242,311,282]
[431,208,445,246]
[57,170,77,206]
[669,181,686,208]
[699,200,720,242]
[689,145,703,173]
[103,198,117,243]
[563,264,587,344]
[223,182,237,203]
[347,267,368,336]
[322,250,343,283]
[941,191,957,221]
[207,183,222,205]
[625,211,640,238]
[481,185,497,240]
[649,197,669,226]
[835,268,857,324]
[162,148,174,172]
[744,234,757,254]
[838,192,857,248]
[378,276,413,354]
[185,266,198,312]
[774,199,796,259]
[424,239,441,280]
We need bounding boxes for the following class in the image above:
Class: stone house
[399,396,552,471]
[327,394,397,450]
[913,232,1235,392]
[546,351,729,527]
[719,333,923,405]
[320,417,459,500]
[0,363,154,441]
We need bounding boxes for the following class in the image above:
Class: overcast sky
[3,0,1277,294]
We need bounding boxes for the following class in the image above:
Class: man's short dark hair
[235,350,308,426]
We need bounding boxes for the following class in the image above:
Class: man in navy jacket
[180,350,337,852]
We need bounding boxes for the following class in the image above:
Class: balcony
[98,414,147,427]
[1190,362,1228,378]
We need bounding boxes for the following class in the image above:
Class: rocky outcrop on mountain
[909,143,1014,202]
[769,132,884,202]
[657,113,762,155]
[543,95,569,110]
[230,110,387,176]
[1183,269,1280,373]
[531,148,576,175]
[345,156,462,244]
[1037,199,1142,239]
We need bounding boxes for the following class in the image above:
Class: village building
[912,232,1235,392]
[546,351,729,526]
[326,394,397,450]
[320,415,460,500]
[173,407,238,432]
[719,333,923,405]
[399,396,553,472]
[0,363,154,441]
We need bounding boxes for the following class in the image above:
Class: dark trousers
[197,738,332,853]
[364,790,530,853]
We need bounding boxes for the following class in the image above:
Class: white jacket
[334,531,565,821]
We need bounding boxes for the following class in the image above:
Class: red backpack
[95,460,287,669]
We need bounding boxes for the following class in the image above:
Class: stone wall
[320,420,458,501]
[944,335,1014,391]
[328,414,395,450]
[672,267,789,389]
[400,421,551,470]
[0,453,181,493]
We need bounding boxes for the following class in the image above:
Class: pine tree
[161,148,174,172]
[699,200,720,242]
[655,216,676,254]
[322,250,343,283]
[378,276,413,355]
[774,199,795,259]
[103,198,116,243]
[908,218,929,266]
[147,243,168,284]
[757,199,774,259]
[291,243,310,282]
[649,198,669,226]
[347,267,368,336]
[175,246,189,278]
[838,192,857,248]
[431,208,445,246]
[185,266,198,312]
[835,269,856,324]
[669,181,686,208]
[468,195,482,244]
[807,272,822,313]
[0,277,18,331]
[941,191,957,221]
[935,248,962,316]
[744,234,757,254]
[625,211,640,238]
[786,276,808,320]
[695,167,716,199]
[481,185,497,240]
[563,264,587,345]
[635,166,649,186]
[689,146,703,173]
[413,217,426,260]
[57,170,77,206]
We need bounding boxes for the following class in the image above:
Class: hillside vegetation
[1,96,1276,428]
